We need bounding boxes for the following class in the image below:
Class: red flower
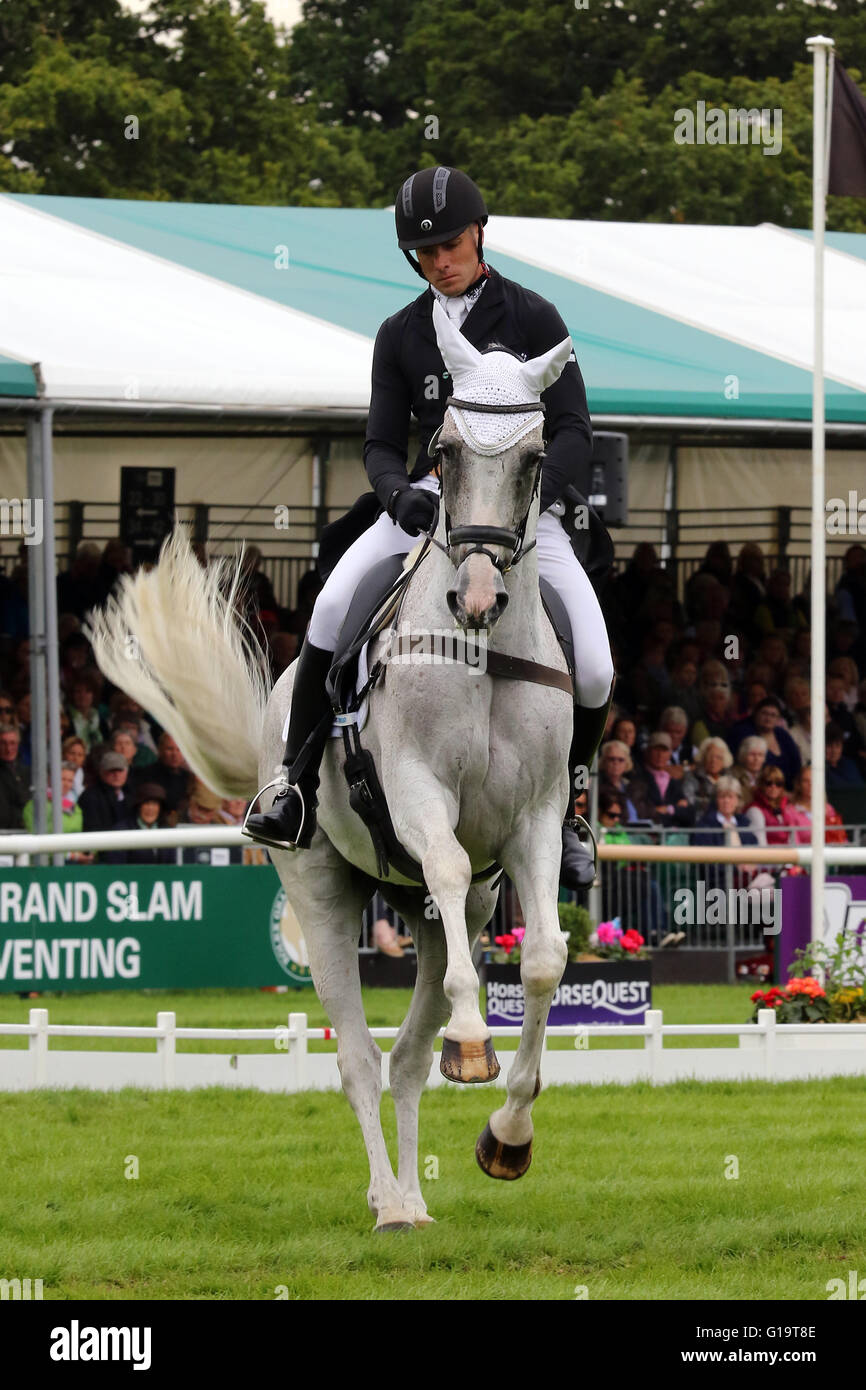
[495,934,517,955]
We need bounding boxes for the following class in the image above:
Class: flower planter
[484,961,652,1028]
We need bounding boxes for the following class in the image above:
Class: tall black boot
[564,685,615,860]
[242,638,335,851]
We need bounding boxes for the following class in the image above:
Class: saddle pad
[279,639,374,745]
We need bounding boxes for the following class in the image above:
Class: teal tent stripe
[0,353,38,398]
[9,196,866,420]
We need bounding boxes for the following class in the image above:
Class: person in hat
[78,748,133,833]
[628,731,697,827]
[246,164,614,851]
[100,781,175,864]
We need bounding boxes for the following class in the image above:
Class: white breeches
[308,476,614,708]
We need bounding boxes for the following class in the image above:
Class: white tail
[85,528,271,798]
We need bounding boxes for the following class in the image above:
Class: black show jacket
[363,266,594,515]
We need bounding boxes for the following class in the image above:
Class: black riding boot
[242,638,335,851]
[565,686,615,861]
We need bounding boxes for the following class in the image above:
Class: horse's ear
[521,336,575,397]
[432,299,484,377]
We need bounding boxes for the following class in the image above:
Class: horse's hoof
[440,1036,500,1084]
[475,1122,532,1180]
[374,1220,415,1233]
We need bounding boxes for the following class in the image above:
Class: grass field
[1,984,865,1300]
[2,1076,866,1300]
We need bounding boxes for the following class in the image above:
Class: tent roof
[2,193,866,423]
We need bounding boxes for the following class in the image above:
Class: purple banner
[779,874,866,978]
[485,962,652,1027]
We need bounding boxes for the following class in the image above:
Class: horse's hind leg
[477,813,567,1180]
[271,842,410,1230]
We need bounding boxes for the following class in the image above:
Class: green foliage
[789,930,866,994]
[558,900,592,959]
[1,0,864,227]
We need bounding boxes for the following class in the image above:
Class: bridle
[426,398,546,573]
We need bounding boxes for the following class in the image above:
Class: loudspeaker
[576,432,628,527]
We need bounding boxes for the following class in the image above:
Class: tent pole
[25,415,47,861]
[41,406,64,861]
[806,34,835,952]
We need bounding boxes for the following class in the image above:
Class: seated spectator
[92,538,133,609]
[691,660,734,747]
[269,631,298,683]
[598,740,639,822]
[596,788,667,945]
[754,569,806,640]
[744,765,799,846]
[61,735,88,800]
[22,762,82,834]
[729,695,801,788]
[787,764,847,845]
[828,656,861,712]
[101,782,175,865]
[106,729,146,793]
[628,731,697,827]
[179,779,243,863]
[285,569,323,644]
[0,722,29,829]
[56,540,102,622]
[826,722,865,789]
[65,670,108,752]
[12,691,32,766]
[693,736,734,815]
[692,776,761,886]
[0,691,16,726]
[729,542,767,641]
[147,732,193,817]
[733,734,769,800]
[109,693,160,754]
[826,673,865,770]
[659,706,692,765]
[666,652,702,725]
[611,715,637,755]
[78,750,133,832]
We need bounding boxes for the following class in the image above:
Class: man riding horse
[245,165,614,851]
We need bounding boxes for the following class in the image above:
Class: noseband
[428,398,546,573]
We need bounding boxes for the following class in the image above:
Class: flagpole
[805,34,835,950]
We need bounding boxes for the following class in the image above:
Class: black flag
[828,62,866,196]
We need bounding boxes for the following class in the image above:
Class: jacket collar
[415,265,506,348]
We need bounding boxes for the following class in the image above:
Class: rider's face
[416,225,480,296]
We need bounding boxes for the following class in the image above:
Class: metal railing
[0,501,853,611]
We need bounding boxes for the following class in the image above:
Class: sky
[120,0,304,36]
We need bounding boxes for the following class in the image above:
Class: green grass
[0,983,758,1052]
[2,1078,865,1300]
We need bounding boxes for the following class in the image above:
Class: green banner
[0,867,313,991]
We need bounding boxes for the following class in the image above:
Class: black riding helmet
[395,166,488,279]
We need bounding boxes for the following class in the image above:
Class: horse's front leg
[394,781,499,1083]
[478,808,567,1179]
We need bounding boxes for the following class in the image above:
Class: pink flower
[513,927,525,943]
[597,922,618,944]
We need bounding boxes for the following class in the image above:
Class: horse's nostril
[494,591,509,617]
[446,588,461,619]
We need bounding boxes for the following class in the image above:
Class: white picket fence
[2,1008,866,1091]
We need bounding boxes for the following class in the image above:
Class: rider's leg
[535,508,615,802]
[243,483,434,850]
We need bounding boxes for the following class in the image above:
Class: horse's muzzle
[447,553,508,629]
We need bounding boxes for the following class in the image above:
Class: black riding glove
[389,488,439,537]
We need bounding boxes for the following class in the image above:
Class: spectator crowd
[0,536,321,862]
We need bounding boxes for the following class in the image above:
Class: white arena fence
[2,1008,866,1092]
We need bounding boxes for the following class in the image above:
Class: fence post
[644,1008,663,1083]
[288,1013,308,1091]
[29,1007,48,1088]
[759,1007,776,1080]
[156,1011,176,1089]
